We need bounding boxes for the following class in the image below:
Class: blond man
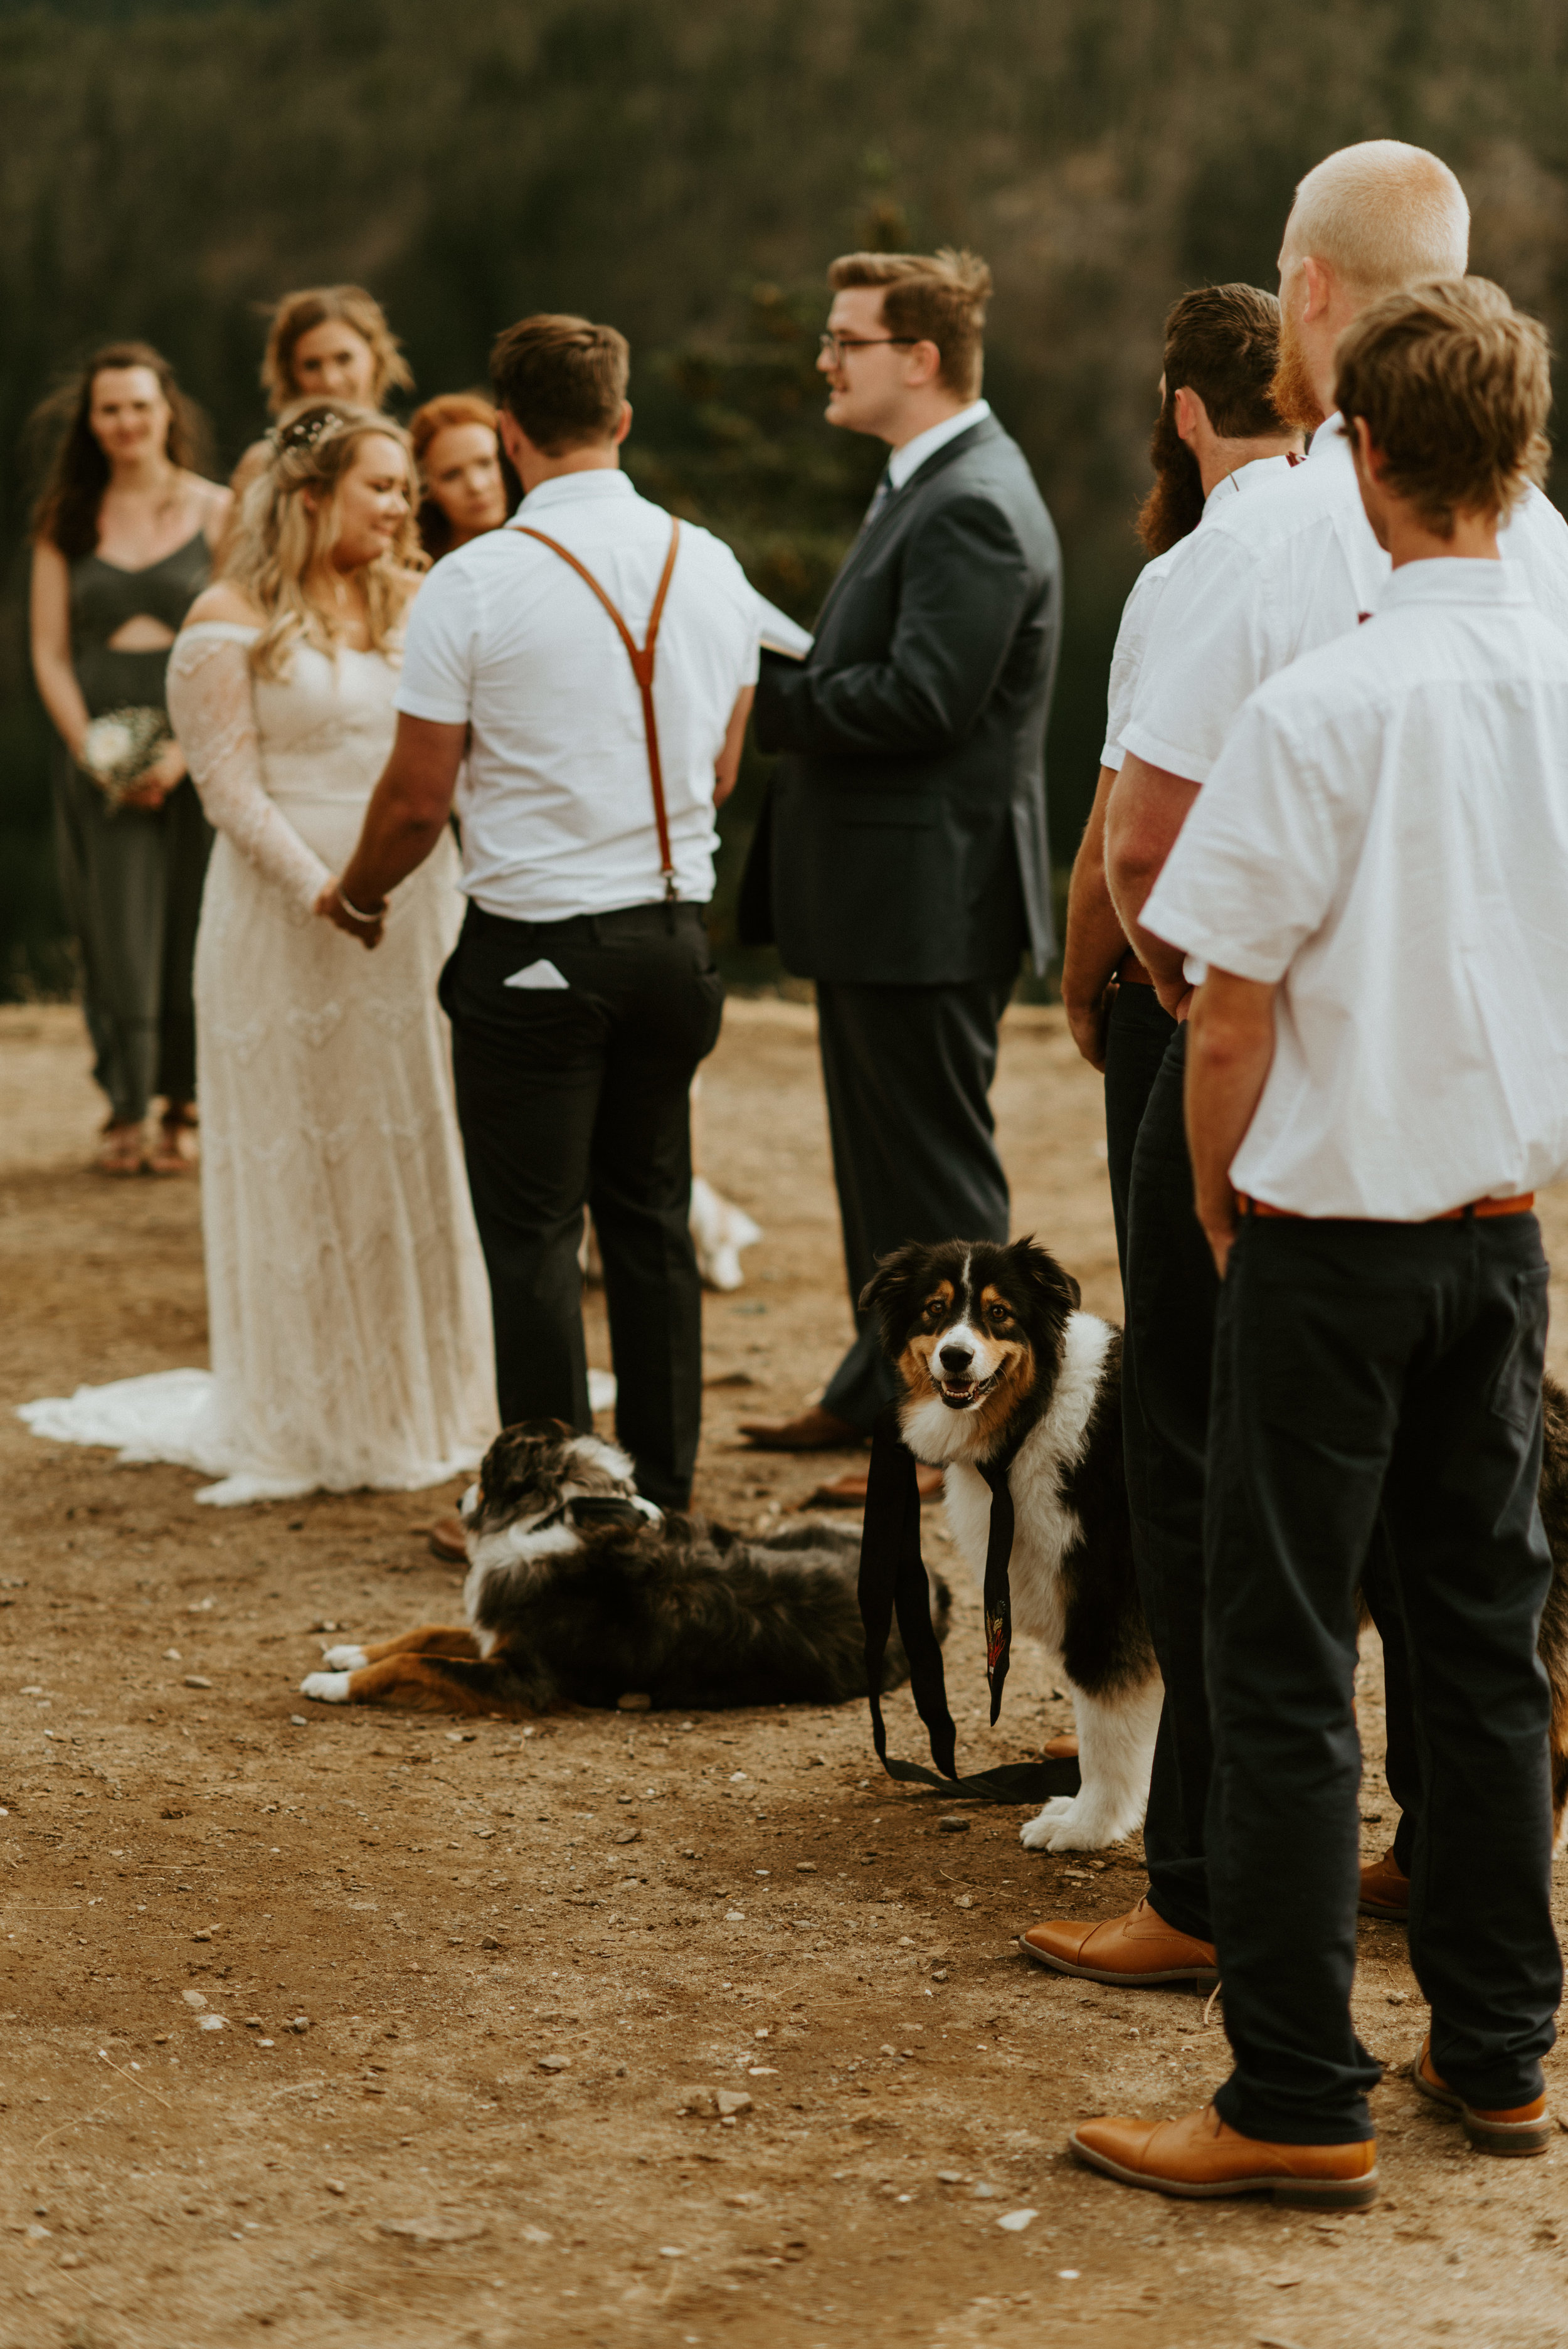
[1067,277,1567,2201]
[1024,142,1568,1998]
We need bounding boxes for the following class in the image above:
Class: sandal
[98,1121,145,1177]
[147,1104,199,1177]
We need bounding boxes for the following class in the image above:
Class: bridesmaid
[231,286,412,499]
[409,395,512,558]
[29,342,231,1174]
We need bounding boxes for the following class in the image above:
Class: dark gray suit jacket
[743,415,1061,985]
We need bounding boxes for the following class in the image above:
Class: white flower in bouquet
[78,706,172,811]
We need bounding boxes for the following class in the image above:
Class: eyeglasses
[818,333,919,364]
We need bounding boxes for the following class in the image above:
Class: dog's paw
[1027,1797,1128,1853]
[300,1671,352,1704]
[321,1644,368,1671]
[1018,1798,1075,1848]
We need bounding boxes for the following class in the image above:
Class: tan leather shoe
[805,1463,945,1507]
[737,1406,864,1453]
[1358,1847,1410,1921]
[426,1514,468,1564]
[1042,1733,1080,1761]
[1069,2102,1378,2207]
[1411,2035,1554,2155]
[1020,1896,1219,1988]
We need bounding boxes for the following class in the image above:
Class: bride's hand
[315,877,385,949]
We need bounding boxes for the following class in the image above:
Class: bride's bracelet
[336,883,386,926]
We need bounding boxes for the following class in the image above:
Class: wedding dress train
[21,620,497,1504]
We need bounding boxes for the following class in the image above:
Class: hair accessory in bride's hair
[270,406,354,458]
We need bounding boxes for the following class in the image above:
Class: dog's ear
[859,1244,930,1355]
[1008,1235,1081,1314]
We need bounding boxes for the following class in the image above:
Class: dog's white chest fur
[933,1312,1113,1648]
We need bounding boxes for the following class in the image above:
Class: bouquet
[77,707,173,811]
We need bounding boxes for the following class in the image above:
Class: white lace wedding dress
[21,621,498,1504]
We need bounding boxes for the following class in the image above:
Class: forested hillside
[5,0,1568,988]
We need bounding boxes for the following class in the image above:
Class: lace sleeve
[166,628,331,913]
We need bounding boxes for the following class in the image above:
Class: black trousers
[1206,1211,1560,2143]
[817,977,1014,1432]
[1103,978,1176,1296]
[440,899,724,1509]
[1122,1028,1424,1939]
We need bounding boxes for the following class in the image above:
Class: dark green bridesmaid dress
[53,528,215,1126]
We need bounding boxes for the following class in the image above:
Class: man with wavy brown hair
[1062,285,1301,1284]
[1068,275,1567,2201]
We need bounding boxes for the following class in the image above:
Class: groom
[320,314,760,1510]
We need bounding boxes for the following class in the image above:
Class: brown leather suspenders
[512,518,682,899]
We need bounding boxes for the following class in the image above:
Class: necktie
[859,468,894,534]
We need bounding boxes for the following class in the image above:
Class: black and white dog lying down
[300,1421,950,1717]
[863,1236,1160,1853]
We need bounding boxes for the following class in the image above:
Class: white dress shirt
[1143,559,1568,1219]
[886,398,992,489]
[398,472,760,921]
[1122,415,1568,785]
[1101,454,1300,771]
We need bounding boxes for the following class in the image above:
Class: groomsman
[1074,275,1565,2198]
[1021,139,1568,1991]
[738,248,1061,1497]
[1061,281,1302,1280]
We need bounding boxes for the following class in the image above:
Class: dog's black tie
[857,1405,1078,1805]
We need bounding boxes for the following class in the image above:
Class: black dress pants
[817,977,1014,1433]
[1205,1211,1559,2143]
[1103,977,1175,1297]
[1122,1026,1424,1936]
[440,899,724,1509]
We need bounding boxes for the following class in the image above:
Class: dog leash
[857,1405,1081,1804]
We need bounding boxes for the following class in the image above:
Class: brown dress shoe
[1020,1896,1219,1988]
[737,1406,865,1453]
[1041,1733,1079,1761]
[1358,1847,1410,1921]
[805,1463,945,1507]
[1069,2102,1379,2207]
[426,1514,468,1564]
[1411,2036,1554,2155]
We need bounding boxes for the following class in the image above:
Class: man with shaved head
[1021,144,1568,2006]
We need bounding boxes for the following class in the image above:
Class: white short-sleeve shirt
[1101,453,1300,772]
[398,471,761,921]
[1143,559,1568,1218]
[1121,415,1568,786]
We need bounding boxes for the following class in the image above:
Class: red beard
[1269,312,1327,435]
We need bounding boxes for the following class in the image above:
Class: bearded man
[1061,284,1301,1280]
[1020,139,1568,1998]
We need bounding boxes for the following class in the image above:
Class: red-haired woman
[29,343,231,1173]
[410,394,512,558]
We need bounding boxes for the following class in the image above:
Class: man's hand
[1183,968,1278,1279]
[1061,763,1131,1073]
[314,877,385,950]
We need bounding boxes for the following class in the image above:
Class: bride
[23,402,496,1503]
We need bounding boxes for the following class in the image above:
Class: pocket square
[503,958,570,991]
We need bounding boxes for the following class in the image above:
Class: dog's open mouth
[935,1369,1002,1411]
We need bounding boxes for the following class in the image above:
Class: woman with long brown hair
[22,403,494,1505]
[29,342,230,1172]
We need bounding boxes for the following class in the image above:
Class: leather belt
[1239,1192,1535,1224]
[1115,949,1155,987]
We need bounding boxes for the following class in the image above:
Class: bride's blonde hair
[224,401,424,677]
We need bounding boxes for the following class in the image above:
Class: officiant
[738,248,1062,1500]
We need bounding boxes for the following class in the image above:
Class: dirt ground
[1,995,1565,2349]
